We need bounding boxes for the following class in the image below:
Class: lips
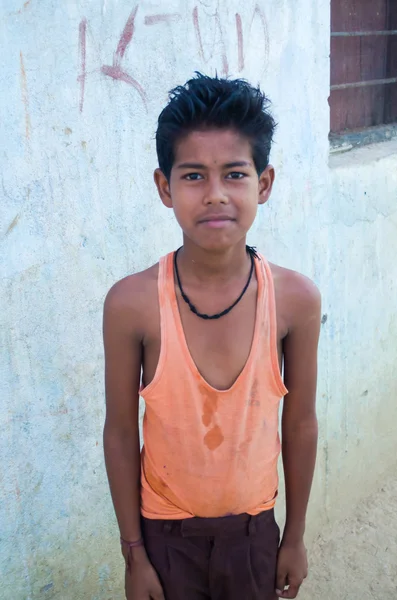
[198,215,235,224]
[197,215,236,229]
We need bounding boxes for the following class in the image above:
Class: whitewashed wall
[1,1,396,598]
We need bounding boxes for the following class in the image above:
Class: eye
[183,173,203,181]
[226,172,246,179]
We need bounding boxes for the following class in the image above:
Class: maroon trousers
[142,509,280,600]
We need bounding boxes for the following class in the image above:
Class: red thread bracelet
[120,537,144,573]
[120,536,144,548]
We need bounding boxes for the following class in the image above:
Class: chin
[186,233,246,253]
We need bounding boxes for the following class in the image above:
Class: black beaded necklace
[174,246,259,320]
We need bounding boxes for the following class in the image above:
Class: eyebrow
[176,161,252,170]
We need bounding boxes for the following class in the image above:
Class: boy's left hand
[275,539,308,598]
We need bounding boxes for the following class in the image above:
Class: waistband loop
[163,521,173,534]
[248,515,257,536]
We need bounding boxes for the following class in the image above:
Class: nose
[203,177,229,205]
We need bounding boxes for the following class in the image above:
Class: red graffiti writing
[101,6,148,109]
[116,7,137,59]
[77,4,270,113]
[251,4,269,74]
[193,6,229,77]
[236,13,244,72]
[144,14,181,26]
[78,18,87,113]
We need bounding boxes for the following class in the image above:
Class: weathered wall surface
[1,1,396,598]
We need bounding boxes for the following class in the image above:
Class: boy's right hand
[124,549,165,600]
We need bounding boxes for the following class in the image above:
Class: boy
[103,73,320,600]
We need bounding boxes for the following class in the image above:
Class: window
[330,0,397,134]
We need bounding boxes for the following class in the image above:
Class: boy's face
[154,128,274,252]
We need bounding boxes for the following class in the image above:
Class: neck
[178,237,251,283]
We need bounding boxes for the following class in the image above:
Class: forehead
[174,129,253,165]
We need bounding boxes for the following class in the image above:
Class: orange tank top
[140,251,288,519]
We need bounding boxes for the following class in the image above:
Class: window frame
[329,1,397,150]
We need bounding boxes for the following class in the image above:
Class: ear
[154,168,173,209]
[258,165,275,206]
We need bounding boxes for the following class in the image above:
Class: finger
[151,588,165,600]
[279,583,301,598]
[276,571,287,595]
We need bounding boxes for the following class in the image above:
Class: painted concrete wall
[1,1,396,598]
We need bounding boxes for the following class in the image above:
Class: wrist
[282,520,306,545]
[122,543,147,563]
[120,536,147,569]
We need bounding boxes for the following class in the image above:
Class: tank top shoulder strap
[157,252,174,309]
[257,253,288,397]
[140,253,174,396]
[157,250,178,352]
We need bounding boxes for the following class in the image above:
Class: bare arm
[282,277,320,542]
[103,279,164,600]
[276,274,321,599]
[103,281,143,543]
